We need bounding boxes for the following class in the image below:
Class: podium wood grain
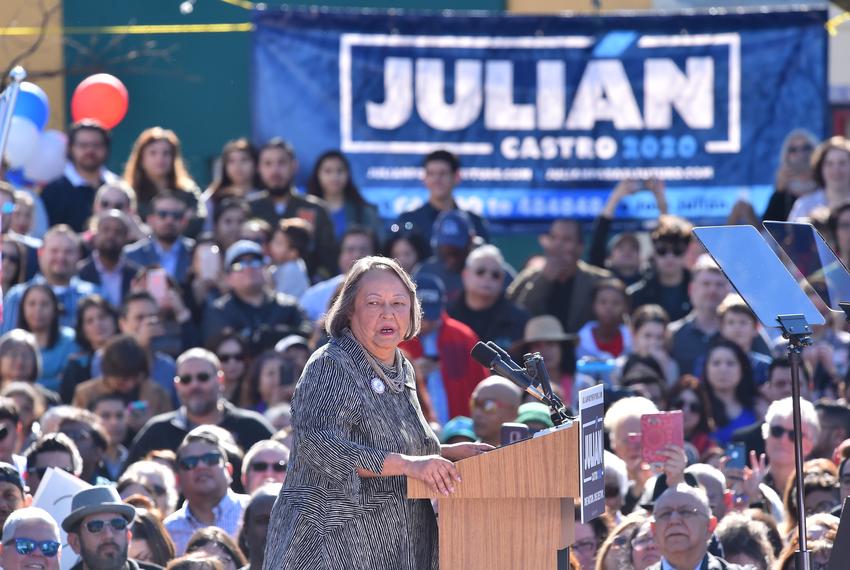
[407,424,581,570]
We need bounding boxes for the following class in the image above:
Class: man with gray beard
[126,348,273,464]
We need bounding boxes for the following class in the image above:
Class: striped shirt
[263,330,440,570]
[164,489,249,554]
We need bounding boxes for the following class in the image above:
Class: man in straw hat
[512,315,576,404]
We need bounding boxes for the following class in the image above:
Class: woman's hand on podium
[404,455,461,496]
[441,442,494,462]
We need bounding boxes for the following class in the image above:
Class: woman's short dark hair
[101,335,150,378]
[130,508,176,566]
[74,295,118,353]
[185,527,247,568]
[325,256,421,340]
[18,283,60,348]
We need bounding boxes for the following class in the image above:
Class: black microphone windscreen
[471,342,498,368]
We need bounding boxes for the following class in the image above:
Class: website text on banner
[251,8,827,223]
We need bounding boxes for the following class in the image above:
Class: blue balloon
[13,82,49,131]
[4,168,32,188]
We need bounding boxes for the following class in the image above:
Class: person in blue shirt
[2,225,100,335]
[306,150,381,243]
[16,284,78,394]
[702,339,757,446]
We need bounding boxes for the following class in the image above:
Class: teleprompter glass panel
[764,221,850,313]
[693,225,825,330]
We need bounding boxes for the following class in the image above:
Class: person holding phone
[589,178,668,287]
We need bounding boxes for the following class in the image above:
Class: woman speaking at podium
[263,256,492,569]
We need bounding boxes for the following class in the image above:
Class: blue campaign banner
[251,7,828,222]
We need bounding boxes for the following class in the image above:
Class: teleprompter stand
[694,225,827,570]
[762,221,850,569]
[776,314,814,570]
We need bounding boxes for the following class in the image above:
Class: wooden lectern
[407,423,581,570]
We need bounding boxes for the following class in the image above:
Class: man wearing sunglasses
[626,214,693,323]
[1,506,62,570]
[201,240,310,355]
[164,430,249,555]
[241,440,289,494]
[124,192,194,285]
[126,348,273,466]
[469,376,523,447]
[63,486,152,570]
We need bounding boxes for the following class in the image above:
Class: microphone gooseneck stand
[483,341,572,426]
[777,314,813,570]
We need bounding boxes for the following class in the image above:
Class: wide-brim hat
[62,486,136,532]
[511,315,576,355]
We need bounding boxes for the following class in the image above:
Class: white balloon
[23,130,67,183]
[4,116,40,168]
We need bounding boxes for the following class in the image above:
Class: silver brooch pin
[370,378,385,394]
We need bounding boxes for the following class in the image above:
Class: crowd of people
[0,120,848,570]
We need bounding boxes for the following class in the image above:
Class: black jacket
[201,290,311,355]
[70,557,163,570]
[247,190,337,280]
[626,269,692,322]
[41,176,98,233]
[447,295,530,350]
[77,257,142,304]
[126,400,274,467]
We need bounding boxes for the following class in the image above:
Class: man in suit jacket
[78,210,142,308]
[124,191,194,285]
[647,484,746,570]
[507,219,610,334]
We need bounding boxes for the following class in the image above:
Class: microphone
[486,341,523,370]
[471,342,548,402]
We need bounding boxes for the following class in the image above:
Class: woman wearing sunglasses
[264,256,492,570]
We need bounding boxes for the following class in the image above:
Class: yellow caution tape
[220,0,256,8]
[827,11,850,36]
[0,22,253,36]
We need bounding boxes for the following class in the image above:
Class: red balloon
[71,73,129,130]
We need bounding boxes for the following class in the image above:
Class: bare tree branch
[1,0,62,87]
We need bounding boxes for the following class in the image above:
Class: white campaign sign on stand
[31,467,91,570]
